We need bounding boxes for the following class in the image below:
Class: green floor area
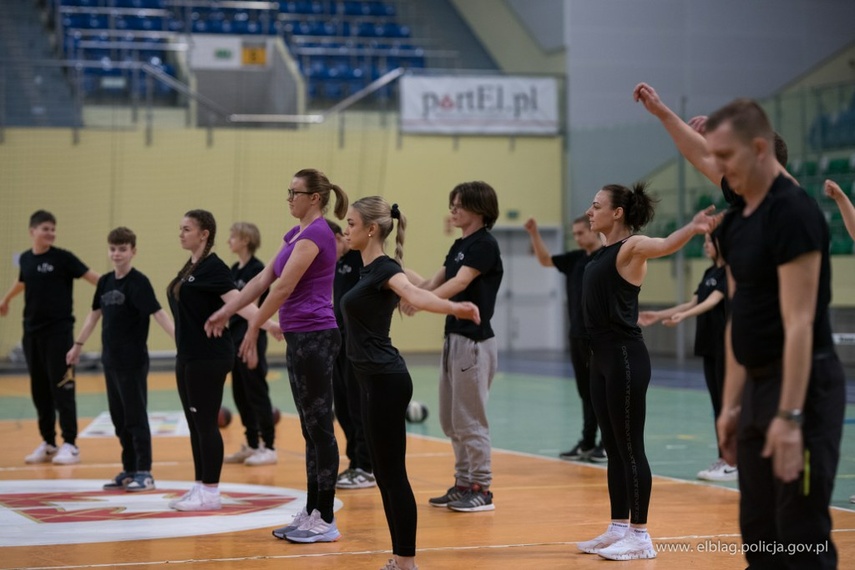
[3,363,853,510]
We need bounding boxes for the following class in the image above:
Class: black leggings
[175,357,231,484]
[589,338,652,525]
[357,370,417,558]
[333,329,372,471]
[569,335,598,449]
[285,329,340,522]
[701,342,725,455]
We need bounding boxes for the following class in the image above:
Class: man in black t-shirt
[524,214,606,463]
[67,227,175,491]
[405,181,504,512]
[0,210,99,466]
[711,100,843,569]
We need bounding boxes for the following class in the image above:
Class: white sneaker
[578,523,628,554]
[25,442,57,464]
[224,444,256,464]
[168,485,200,509]
[697,458,738,481]
[244,447,277,466]
[272,507,309,539]
[172,486,222,511]
[284,509,341,543]
[597,530,657,560]
[336,467,376,489]
[51,443,80,465]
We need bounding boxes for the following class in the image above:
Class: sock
[201,485,219,497]
[631,527,649,539]
[609,522,629,534]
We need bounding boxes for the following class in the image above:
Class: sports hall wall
[0,119,564,358]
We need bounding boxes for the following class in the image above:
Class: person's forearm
[779,321,813,412]
[74,311,101,345]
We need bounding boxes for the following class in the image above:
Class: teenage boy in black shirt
[0,210,99,465]
[67,227,175,491]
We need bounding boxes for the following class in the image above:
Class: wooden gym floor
[0,354,854,569]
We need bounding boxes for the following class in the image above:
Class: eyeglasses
[449,202,464,213]
[287,189,314,200]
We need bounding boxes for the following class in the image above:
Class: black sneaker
[103,471,133,490]
[559,442,593,461]
[447,484,495,512]
[589,444,608,463]
[428,485,469,508]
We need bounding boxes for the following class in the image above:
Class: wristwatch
[775,409,804,426]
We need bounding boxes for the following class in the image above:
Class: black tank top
[582,238,643,342]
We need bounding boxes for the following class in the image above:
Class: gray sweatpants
[439,333,498,488]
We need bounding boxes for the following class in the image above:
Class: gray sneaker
[428,485,469,508]
[336,467,376,489]
[447,484,495,512]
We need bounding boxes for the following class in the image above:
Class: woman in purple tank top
[206,168,348,543]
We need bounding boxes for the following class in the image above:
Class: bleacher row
[46,0,426,102]
[809,91,855,152]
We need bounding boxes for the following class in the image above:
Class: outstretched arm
[627,206,718,261]
[638,297,698,326]
[633,83,722,185]
[666,290,724,325]
[523,218,555,267]
[387,273,480,323]
[205,260,277,336]
[825,179,855,241]
[82,270,100,286]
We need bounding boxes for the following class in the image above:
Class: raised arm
[633,82,722,185]
[66,309,102,365]
[523,218,555,267]
[825,179,855,241]
[0,281,25,317]
[387,273,480,323]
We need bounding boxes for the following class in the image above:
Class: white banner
[400,75,559,135]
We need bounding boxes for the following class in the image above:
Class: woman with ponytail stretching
[207,169,348,543]
[341,197,479,570]
[167,209,281,512]
[577,183,717,560]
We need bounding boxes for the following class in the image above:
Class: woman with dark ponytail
[167,209,281,512]
[206,169,348,543]
[577,183,717,560]
[341,197,479,570]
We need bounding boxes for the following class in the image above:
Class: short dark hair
[572,214,589,226]
[773,132,788,167]
[29,210,56,228]
[108,227,136,248]
[449,181,499,230]
[707,98,774,146]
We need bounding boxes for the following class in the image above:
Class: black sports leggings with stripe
[589,337,652,525]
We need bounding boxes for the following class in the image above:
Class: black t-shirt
[167,253,236,361]
[582,238,643,342]
[228,256,268,342]
[719,175,833,368]
[692,264,727,357]
[94,268,162,369]
[334,249,363,328]
[443,228,503,341]
[552,249,595,339]
[18,247,89,334]
[341,255,407,375]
